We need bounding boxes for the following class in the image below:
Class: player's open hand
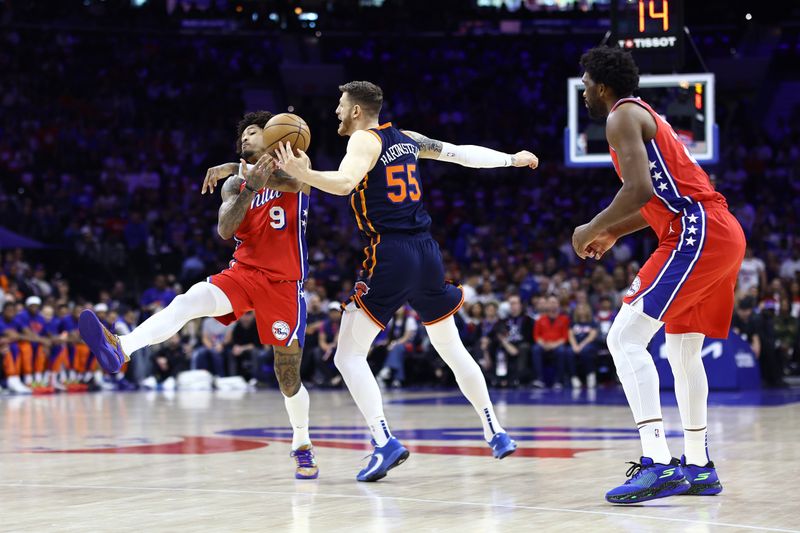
[202,162,239,195]
[510,151,539,169]
[275,141,311,179]
[241,154,276,191]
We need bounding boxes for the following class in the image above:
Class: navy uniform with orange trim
[348,123,463,329]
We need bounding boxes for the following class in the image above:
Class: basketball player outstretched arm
[216,154,275,240]
[401,131,539,169]
[274,131,381,195]
[572,105,654,259]
[273,130,539,195]
[202,160,307,195]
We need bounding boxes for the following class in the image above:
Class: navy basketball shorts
[349,232,464,329]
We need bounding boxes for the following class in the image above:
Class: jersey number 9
[269,206,286,229]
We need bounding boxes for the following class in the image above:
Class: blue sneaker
[489,432,517,459]
[357,437,409,482]
[605,457,691,504]
[680,455,723,495]
[78,310,128,374]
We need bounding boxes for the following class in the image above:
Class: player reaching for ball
[78,111,319,480]
[275,81,539,482]
[572,47,745,503]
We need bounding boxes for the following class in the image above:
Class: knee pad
[606,304,663,377]
[333,308,381,371]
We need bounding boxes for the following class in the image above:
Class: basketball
[262,112,311,156]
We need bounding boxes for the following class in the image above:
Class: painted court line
[0,482,795,533]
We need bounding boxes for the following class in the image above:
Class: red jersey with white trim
[608,98,728,242]
[230,176,309,281]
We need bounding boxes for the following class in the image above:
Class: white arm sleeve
[436,142,512,168]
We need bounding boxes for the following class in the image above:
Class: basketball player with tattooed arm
[79,111,320,479]
[573,47,745,503]
[275,81,539,482]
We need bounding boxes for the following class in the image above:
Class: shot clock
[611,0,685,71]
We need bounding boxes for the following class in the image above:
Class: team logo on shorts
[272,321,291,341]
[626,276,641,297]
[355,281,370,297]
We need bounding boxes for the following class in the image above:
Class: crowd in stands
[1,13,799,393]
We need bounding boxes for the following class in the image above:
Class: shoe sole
[295,470,320,480]
[494,444,518,460]
[682,481,723,496]
[606,478,692,504]
[79,311,123,374]
[358,449,410,482]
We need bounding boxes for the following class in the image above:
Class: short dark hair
[580,46,639,98]
[236,110,274,154]
[339,81,383,117]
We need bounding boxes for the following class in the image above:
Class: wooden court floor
[0,388,798,532]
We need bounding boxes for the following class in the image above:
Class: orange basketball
[262,113,311,156]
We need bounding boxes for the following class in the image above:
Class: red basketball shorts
[208,262,306,346]
[623,204,746,339]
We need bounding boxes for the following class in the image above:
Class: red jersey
[230,178,309,281]
[608,98,728,242]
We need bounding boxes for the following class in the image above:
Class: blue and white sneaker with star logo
[605,457,691,504]
[356,437,409,482]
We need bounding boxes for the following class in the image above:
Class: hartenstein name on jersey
[251,188,282,209]
[379,142,419,167]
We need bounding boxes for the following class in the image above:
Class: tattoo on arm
[403,130,444,159]
[274,344,302,396]
[217,176,253,240]
[266,169,302,193]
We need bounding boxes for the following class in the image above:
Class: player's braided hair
[339,81,383,117]
[235,110,274,154]
[580,46,639,98]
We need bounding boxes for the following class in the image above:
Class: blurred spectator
[191,316,231,377]
[226,311,271,384]
[779,247,800,281]
[567,303,599,389]
[532,295,570,389]
[315,303,341,387]
[140,275,177,315]
[141,334,182,390]
[493,295,533,388]
[301,294,326,382]
[738,246,767,297]
[377,306,419,388]
[775,299,799,376]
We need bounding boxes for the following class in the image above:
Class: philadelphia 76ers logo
[272,321,290,341]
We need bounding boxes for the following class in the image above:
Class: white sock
[684,428,708,466]
[607,304,671,462]
[283,385,311,450]
[426,316,504,442]
[120,281,232,356]
[638,421,672,464]
[333,307,392,447]
[666,332,710,465]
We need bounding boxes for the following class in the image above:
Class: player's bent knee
[606,318,652,377]
[280,382,302,397]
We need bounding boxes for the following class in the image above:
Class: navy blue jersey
[350,123,432,240]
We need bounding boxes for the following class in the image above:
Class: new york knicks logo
[626,276,641,297]
[355,281,370,297]
[272,321,290,341]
